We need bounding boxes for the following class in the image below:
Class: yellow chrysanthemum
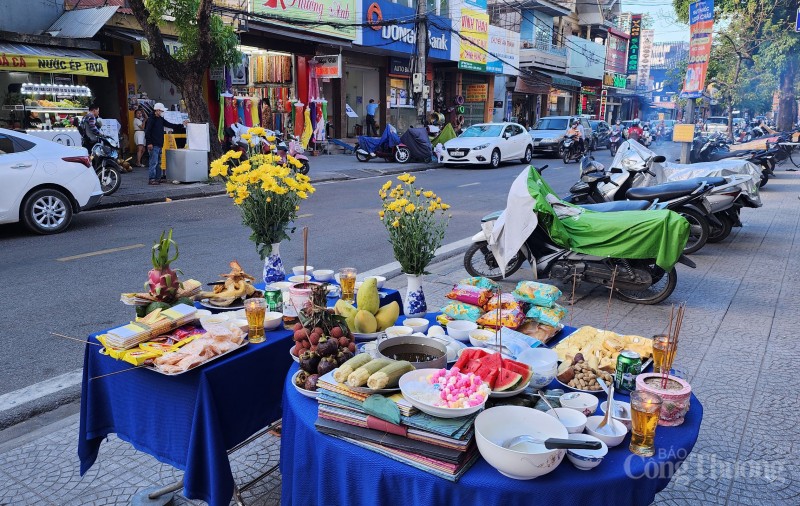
[379,210,385,219]
[405,203,416,213]
[407,175,416,184]
[436,197,442,203]
[415,190,421,196]
[230,150,243,159]
[423,190,434,198]
[441,204,451,210]
[382,180,392,191]
[392,219,400,228]
[397,173,409,183]
[241,133,252,141]
[297,191,308,199]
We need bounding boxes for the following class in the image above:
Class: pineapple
[145,229,181,302]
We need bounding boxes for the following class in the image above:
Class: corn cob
[367,361,415,390]
[347,358,393,387]
[333,354,373,383]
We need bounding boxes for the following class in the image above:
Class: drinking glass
[629,390,662,457]
[339,267,357,304]
[652,334,668,373]
[245,298,267,344]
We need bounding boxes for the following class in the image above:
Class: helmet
[633,118,640,125]
[276,142,288,152]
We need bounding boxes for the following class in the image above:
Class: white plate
[426,335,468,364]
[489,382,529,398]
[290,348,299,363]
[554,358,653,394]
[353,331,385,342]
[398,368,487,419]
[145,339,249,376]
[292,370,319,399]
[198,298,244,311]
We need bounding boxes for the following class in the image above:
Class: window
[462,124,504,137]
[0,134,34,154]
[533,118,569,130]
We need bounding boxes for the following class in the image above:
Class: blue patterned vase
[404,274,427,318]
[262,242,285,284]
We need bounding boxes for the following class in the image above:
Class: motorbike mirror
[652,155,666,163]
[610,167,623,174]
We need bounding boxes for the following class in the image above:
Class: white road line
[0,370,83,412]
[359,236,473,278]
[457,182,481,188]
[57,244,146,262]
[297,213,313,218]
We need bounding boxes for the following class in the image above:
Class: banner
[312,55,342,78]
[681,0,714,98]
[603,71,628,89]
[636,29,654,91]
[486,25,519,75]
[0,53,106,77]
[458,8,489,72]
[465,83,488,102]
[566,35,605,79]
[361,1,451,60]
[626,14,642,75]
[252,0,356,40]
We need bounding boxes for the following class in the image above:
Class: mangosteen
[295,370,309,388]
[304,374,320,391]
[299,351,321,374]
[337,350,354,365]
[317,356,338,376]
[316,336,339,357]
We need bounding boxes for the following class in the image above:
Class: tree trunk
[728,58,742,140]
[777,57,797,131]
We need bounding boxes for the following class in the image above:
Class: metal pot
[377,335,447,370]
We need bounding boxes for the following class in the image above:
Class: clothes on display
[249,54,292,85]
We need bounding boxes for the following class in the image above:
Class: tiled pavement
[2,165,800,505]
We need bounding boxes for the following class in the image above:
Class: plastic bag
[512,281,562,308]
[441,302,484,322]
[484,293,521,312]
[458,276,499,291]
[526,303,568,327]
[476,308,525,329]
[445,284,492,307]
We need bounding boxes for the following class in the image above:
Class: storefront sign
[681,0,714,98]
[361,1,451,60]
[313,55,342,78]
[486,25,519,76]
[458,8,489,72]
[605,32,628,74]
[465,83,488,102]
[636,29,654,91]
[603,71,628,89]
[599,89,607,120]
[465,0,487,9]
[626,14,642,75]
[0,53,107,77]
[566,35,605,80]
[388,57,411,77]
[252,0,357,40]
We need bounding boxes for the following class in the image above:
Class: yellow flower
[379,190,388,200]
[441,203,451,210]
[415,190,421,196]
[397,173,410,183]
[241,133,252,141]
[230,150,243,159]
[382,180,392,191]
[405,203,416,213]
[436,197,442,203]
[267,135,276,142]
[392,219,400,228]
[396,198,409,207]
[267,197,271,203]
[295,205,300,211]
[379,210,385,219]
[407,176,416,184]
[297,190,308,199]
[234,196,244,205]
[423,190,434,198]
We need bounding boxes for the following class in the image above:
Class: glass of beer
[652,334,668,373]
[629,390,662,457]
[339,267,357,304]
[245,298,267,344]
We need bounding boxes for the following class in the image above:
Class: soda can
[614,350,642,393]
[263,289,283,312]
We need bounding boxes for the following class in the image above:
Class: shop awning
[0,43,107,77]
[514,75,551,95]
[46,6,119,38]
[534,71,581,90]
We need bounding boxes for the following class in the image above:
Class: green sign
[251,0,356,40]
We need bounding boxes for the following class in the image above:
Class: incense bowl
[635,373,692,426]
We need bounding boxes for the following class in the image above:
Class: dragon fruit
[145,229,181,302]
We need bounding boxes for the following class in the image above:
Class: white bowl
[547,407,587,434]
[364,275,386,289]
[585,416,627,448]
[264,311,283,330]
[267,281,293,292]
[199,314,231,329]
[559,392,599,417]
[566,434,608,470]
[403,318,429,334]
[475,405,568,480]
[427,325,445,337]
[385,326,413,338]
[399,369,488,418]
[292,266,314,276]
[469,329,497,348]
[195,309,212,319]
[518,348,559,388]
[599,400,633,431]
[288,275,312,284]
[230,318,249,333]
[313,269,334,281]
[446,320,478,342]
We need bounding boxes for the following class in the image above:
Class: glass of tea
[652,334,669,373]
[338,267,357,304]
[629,390,662,457]
[245,298,267,344]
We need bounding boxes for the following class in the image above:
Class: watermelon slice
[481,367,499,389]
[454,348,488,370]
[494,369,523,391]
[463,359,484,375]
[501,358,531,377]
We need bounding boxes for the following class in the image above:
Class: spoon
[537,390,561,421]
[502,434,602,451]
[597,383,614,430]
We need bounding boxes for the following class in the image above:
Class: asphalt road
[0,141,679,401]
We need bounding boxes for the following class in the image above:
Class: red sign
[681,0,714,98]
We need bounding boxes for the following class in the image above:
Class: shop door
[345,66,380,136]
[462,102,485,127]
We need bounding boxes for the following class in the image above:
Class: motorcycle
[463,166,696,305]
[693,135,777,187]
[609,130,623,156]
[641,126,653,147]
[284,135,310,175]
[355,124,411,164]
[89,136,122,196]
[560,134,584,163]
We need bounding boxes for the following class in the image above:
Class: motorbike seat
[681,176,727,187]
[708,151,748,161]
[580,201,650,212]
[625,180,703,201]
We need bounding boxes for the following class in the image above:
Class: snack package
[458,276,499,291]
[445,284,492,307]
[484,293,522,312]
[512,281,562,308]
[526,303,568,327]
[476,308,525,329]
[442,302,485,322]
[436,314,454,326]
[516,321,561,345]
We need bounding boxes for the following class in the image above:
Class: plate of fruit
[293,370,320,398]
[453,348,532,398]
[555,354,614,394]
[334,278,400,341]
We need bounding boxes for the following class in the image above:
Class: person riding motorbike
[611,119,623,136]
[566,119,585,153]
[627,118,644,142]
[80,104,103,151]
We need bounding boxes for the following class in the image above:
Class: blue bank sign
[362,1,452,60]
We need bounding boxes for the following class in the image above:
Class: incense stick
[496,287,502,377]
[50,332,102,346]
[90,365,145,381]
[605,267,617,330]
[569,272,578,328]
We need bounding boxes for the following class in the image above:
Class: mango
[374,301,400,331]
[354,309,378,334]
[356,278,380,315]
[335,299,357,318]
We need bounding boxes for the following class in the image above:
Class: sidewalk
[96,151,436,209]
[3,164,800,505]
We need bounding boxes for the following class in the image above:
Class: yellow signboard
[465,84,488,102]
[0,53,107,77]
[458,8,489,72]
[672,124,695,143]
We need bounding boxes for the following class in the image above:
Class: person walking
[365,99,379,136]
[145,103,187,185]
[133,109,147,167]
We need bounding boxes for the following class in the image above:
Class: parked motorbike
[463,166,696,305]
[692,135,777,187]
[355,125,411,163]
[90,136,122,196]
[560,134,584,163]
[284,135,310,175]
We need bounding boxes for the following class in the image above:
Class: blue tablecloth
[78,285,402,506]
[280,323,704,506]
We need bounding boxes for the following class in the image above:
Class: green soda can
[614,350,642,393]
[263,289,283,312]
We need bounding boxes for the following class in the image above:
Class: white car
[442,123,533,168]
[0,129,103,234]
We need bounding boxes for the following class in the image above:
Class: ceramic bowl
[292,266,314,276]
[313,269,334,282]
[264,311,284,330]
[585,416,627,448]
[384,326,413,338]
[599,400,633,431]
[403,318,430,334]
[199,314,230,329]
[364,275,386,289]
[566,434,608,470]
[517,348,559,388]
[469,329,497,348]
[195,309,212,319]
[475,405,568,480]
[559,392,599,417]
[427,325,445,337]
[379,337,446,370]
[288,275,312,284]
[446,320,478,342]
[546,407,587,434]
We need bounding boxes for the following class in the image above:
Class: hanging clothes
[309,101,317,130]
[243,98,253,127]
[236,98,246,125]
[250,97,260,127]
[294,102,304,137]
[301,107,313,149]
[224,95,237,127]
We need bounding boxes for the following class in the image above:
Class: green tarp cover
[526,168,689,271]
[431,123,457,146]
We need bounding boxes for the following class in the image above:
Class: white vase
[404,274,427,317]
[262,242,285,284]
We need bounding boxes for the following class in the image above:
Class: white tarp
[488,168,538,276]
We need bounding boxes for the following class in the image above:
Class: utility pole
[414,0,427,124]
[680,98,695,164]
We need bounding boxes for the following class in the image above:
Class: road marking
[457,182,481,188]
[297,213,313,218]
[0,370,82,412]
[57,244,146,262]
[359,236,474,278]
